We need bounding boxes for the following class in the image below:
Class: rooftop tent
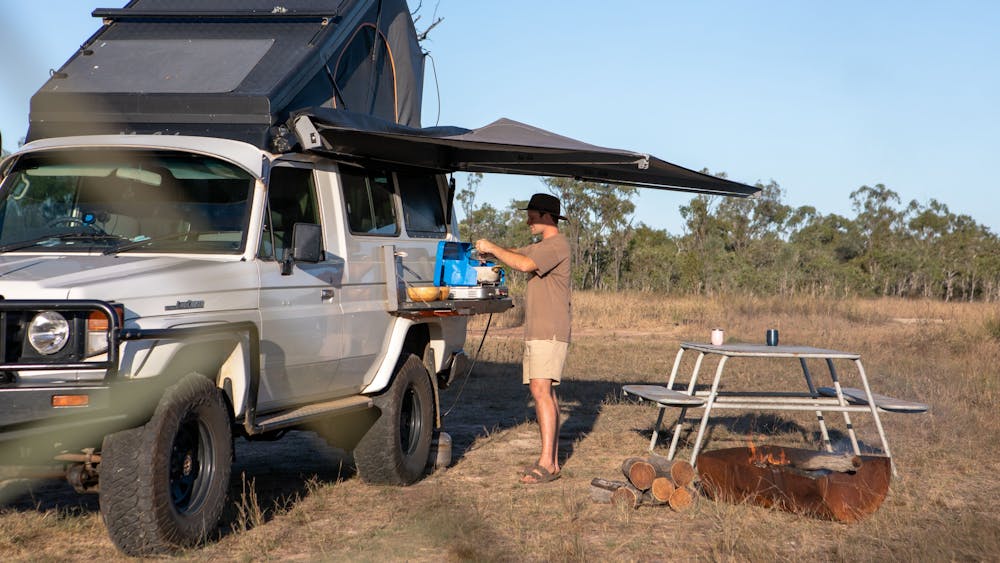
[24,0,759,198]
[291,109,761,197]
[26,0,424,149]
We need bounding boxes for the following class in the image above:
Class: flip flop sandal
[520,465,560,485]
[519,463,541,477]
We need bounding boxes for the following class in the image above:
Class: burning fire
[747,437,790,467]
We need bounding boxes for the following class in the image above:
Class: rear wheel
[100,374,232,556]
[354,354,434,485]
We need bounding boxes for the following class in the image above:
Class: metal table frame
[656,342,897,475]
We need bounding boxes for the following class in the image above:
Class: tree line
[458,173,1000,302]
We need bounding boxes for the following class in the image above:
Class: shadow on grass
[1,358,607,544]
[629,409,888,456]
[211,431,354,541]
[7,360,880,547]
[439,359,621,466]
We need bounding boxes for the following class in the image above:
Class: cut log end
[621,457,656,490]
[611,483,642,510]
[648,455,696,488]
[668,486,696,512]
[671,463,696,488]
[642,489,668,506]
[650,476,675,503]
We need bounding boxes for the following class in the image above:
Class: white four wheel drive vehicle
[0,0,757,555]
[0,133,509,554]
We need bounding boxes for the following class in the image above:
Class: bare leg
[523,378,560,482]
[550,384,560,469]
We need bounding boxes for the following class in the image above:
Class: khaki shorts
[522,339,569,385]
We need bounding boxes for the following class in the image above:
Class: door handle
[321,289,335,302]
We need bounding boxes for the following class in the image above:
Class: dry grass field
[2,293,999,561]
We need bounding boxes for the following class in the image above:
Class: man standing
[475,193,571,484]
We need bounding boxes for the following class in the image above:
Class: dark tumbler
[766,329,779,346]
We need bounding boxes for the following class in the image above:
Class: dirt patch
[891,317,946,324]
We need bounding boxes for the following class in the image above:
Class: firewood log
[781,451,863,473]
[668,486,696,512]
[642,489,669,506]
[621,457,656,490]
[649,476,675,503]
[611,483,643,510]
[589,478,630,504]
[648,454,696,488]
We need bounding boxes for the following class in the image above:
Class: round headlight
[28,311,70,355]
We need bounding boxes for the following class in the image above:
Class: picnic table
[624,342,928,477]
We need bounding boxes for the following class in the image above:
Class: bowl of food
[407,286,441,302]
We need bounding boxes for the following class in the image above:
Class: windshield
[0,149,255,254]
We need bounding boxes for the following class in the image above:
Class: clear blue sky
[2,1,998,234]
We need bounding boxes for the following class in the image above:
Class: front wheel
[354,354,435,485]
[99,374,233,556]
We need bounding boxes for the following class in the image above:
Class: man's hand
[474,239,498,257]
[474,238,537,273]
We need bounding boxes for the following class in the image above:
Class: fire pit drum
[697,446,891,522]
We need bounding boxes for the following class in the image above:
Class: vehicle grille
[0,310,26,364]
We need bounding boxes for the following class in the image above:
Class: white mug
[711,328,724,346]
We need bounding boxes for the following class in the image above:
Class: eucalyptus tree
[541,177,636,290]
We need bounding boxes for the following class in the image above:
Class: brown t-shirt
[519,233,572,343]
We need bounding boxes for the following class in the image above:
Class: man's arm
[475,239,537,273]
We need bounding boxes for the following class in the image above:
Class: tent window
[397,172,446,238]
[340,167,398,236]
[333,24,398,122]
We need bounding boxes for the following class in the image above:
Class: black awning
[291,108,760,197]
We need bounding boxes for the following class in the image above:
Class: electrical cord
[442,312,493,417]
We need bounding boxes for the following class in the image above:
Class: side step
[252,395,374,434]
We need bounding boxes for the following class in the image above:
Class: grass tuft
[984,315,1000,341]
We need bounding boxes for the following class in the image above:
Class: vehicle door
[256,164,345,410]
[336,166,447,384]
[335,166,400,382]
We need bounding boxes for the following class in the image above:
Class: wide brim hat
[520,193,568,221]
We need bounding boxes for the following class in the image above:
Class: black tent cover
[27,0,423,146]
[291,108,760,197]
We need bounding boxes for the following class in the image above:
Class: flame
[747,436,790,466]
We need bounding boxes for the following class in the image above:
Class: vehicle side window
[340,167,399,236]
[261,167,320,260]
[397,172,447,238]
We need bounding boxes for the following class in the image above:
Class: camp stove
[448,282,508,300]
[434,241,508,300]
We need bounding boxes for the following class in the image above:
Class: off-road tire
[354,354,434,485]
[99,374,232,556]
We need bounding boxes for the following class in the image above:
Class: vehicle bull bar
[0,300,262,434]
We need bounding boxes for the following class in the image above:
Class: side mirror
[281,223,323,275]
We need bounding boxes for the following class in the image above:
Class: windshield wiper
[0,233,127,254]
[104,230,233,255]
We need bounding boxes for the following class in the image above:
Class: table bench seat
[818,387,929,413]
[623,384,706,406]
